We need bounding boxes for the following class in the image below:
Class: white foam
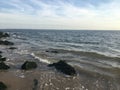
[65,87,70,90]
[99,61,120,68]
[16,50,29,55]
[31,53,50,64]
[19,75,25,78]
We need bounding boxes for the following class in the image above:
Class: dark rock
[0,57,6,62]
[0,82,7,90]
[51,50,58,53]
[46,50,48,52]
[4,33,10,37]
[46,50,58,53]
[48,60,76,76]
[0,40,14,45]
[0,62,10,70]
[9,47,17,50]
[0,55,2,58]
[21,61,37,70]
[0,51,2,54]
[0,32,9,38]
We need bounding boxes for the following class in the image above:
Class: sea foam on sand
[31,53,50,64]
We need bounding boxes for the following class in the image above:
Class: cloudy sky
[0,0,120,30]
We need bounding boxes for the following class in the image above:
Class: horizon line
[0,29,120,31]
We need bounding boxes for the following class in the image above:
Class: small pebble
[82,86,85,89]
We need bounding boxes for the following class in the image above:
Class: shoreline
[0,31,120,90]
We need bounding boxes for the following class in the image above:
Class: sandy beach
[0,66,118,90]
[0,69,83,90]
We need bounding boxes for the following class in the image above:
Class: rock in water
[0,40,14,45]
[0,82,7,90]
[46,50,58,53]
[48,60,76,76]
[0,57,6,62]
[0,51,2,54]
[21,61,37,70]
[9,47,17,50]
[0,62,10,70]
[0,32,9,38]
[0,55,2,58]
[3,33,10,37]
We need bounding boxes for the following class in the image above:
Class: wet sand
[0,69,83,90]
[0,49,119,90]
[0,47,119,90]
[0,66,118,90]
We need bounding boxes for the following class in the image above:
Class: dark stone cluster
[0,32,14,45]
[48,60,76,76]
[0,52,10,70]
[46,50,59,53]
[0,32,12,70]
[0,62,10,70]
[0,82,7,90]
[21,61,37,70]
[0,32,9,38]
[0,40,14,45]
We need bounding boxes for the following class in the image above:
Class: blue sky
[0,0,120,30]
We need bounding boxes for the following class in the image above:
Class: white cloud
[0,0,120,30]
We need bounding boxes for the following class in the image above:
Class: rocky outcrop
[0,32,14,45]
[0,82,7,90]
[9,47,17,50]
[0,51,10,70]
[0,40,14,45]
[46,50,58,53]
[0,32,12,69]
[48,60,76,76]
[0,62,10,70]
[0,57,6,62]
[0,51,2,54]
[21,61,37,70]
[0,32,9,38]
[0,54,2,58]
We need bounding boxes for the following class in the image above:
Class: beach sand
[0,48,119,90]
[0,69,82,90]
[0,67,118,90]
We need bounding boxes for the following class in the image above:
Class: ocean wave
[30,53,50,64]
[79,41,99,45]
[16,50,29,55]
[98,61,120,68]
[108,47,120,53]
[12,34,27,40]
[51,48,120,60]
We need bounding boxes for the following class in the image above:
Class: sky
[0,0,120,30]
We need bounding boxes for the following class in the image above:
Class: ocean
[0,29,120,90]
